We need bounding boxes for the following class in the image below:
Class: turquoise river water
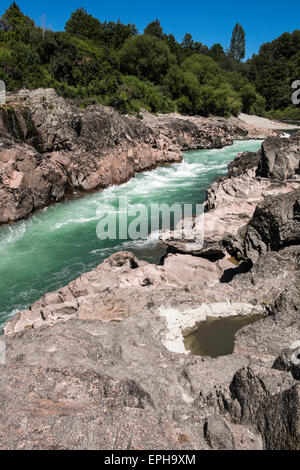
[0,140,262,330]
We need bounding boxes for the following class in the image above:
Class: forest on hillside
[0,3,299,118]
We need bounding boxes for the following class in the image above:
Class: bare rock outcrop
[257,136,300,180]
[228,365,300,450]
[3,250,234,335]
[1,307,300,449]
[0,316,257,450]
[0,129,69,224]
[228,190,300,264]
[273,348,300,381]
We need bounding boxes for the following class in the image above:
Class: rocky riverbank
[238,113,300,131]
[1,126,299,449]
[0,88,277,225]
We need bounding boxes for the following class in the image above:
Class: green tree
[102,20,137,48]
[182,54,221,85]
[163,65,185,98]
[179,55,242,116]
[0,2,36,42]
[248,30,300,111]
[230,23,245,62]
[208,44,225,61]
[0,2,34,31]
[65,9,137,48]
[120,34,176,84]
[226,71,265,114]
[181,33,194,53]
[176,95,193,114]
[144,20,164,39]
[65,8,105,42]
[47,33,108,87]
[165,34,182,61]
[1,41,49,89]
[194,42,208,55]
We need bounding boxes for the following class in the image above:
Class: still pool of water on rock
[184,315,264,358]
[0,140,263,330]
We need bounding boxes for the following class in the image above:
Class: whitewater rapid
[0,140,263,329]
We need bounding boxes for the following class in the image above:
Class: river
[0,139,262,329]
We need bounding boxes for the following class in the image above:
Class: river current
[0,139,262,329]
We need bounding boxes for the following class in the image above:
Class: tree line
[0,3,298,118]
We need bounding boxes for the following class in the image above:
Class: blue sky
[1,0,300,58]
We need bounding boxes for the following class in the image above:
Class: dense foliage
[247,30,300,118]
[0,3,298,118]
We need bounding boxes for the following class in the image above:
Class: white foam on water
[0,221,28,253]
[0,139,264,328]
[89,230,161,256]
